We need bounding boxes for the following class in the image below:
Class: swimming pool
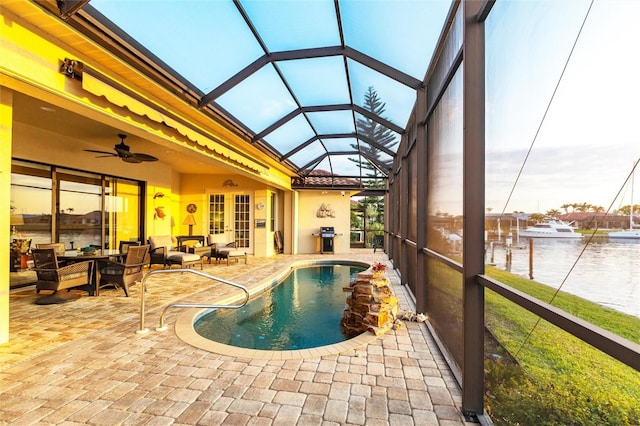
[194,263,367,350]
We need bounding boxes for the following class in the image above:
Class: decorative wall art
[316,203,335,218]
[153,191,165,220]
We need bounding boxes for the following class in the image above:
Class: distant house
[484,212,630,232]
[558,212,629,230]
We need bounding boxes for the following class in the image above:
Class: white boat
[608,229,640,239]
[518,218,583,238]
[608,159,640,240]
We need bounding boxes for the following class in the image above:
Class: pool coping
[174,259,380,360]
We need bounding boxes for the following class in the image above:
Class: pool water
[194,264,367,350]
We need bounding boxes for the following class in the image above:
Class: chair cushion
[208,234,228,246]
[101,266,122,275]
[149,235,174,251]
[217,249,245,257]
[167,252,201,262]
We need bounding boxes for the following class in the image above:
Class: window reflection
[10,162,142,251]
[427,70,463,258]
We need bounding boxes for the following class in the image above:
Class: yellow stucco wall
[0,89,13,344]
[179,174,283,256]
[297,191,352,254]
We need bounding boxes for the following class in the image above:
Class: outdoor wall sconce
[59,58,83,80]
[223,179,238,187]
[57,0,91,20]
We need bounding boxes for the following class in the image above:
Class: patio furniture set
[24,235,246,304]
[148,235,247,267]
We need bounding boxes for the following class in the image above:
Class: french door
[209,193,251,250]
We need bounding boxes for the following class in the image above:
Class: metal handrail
[137,268,250,334]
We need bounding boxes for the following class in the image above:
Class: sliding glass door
[57,172,103,249]
[10,160,143,252]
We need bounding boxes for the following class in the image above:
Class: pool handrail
[137,268,250,334]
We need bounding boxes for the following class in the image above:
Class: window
[270,192,276,231]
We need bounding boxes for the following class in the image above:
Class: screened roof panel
[348,60,417,126]
[306,112,355,135]
[217,66,297,132]
[277,57,351,106]
[288,142,328,169]
[341,1,451,78]
[326,154,363,176]
[262,114,316,155]
[242,1,340,51]
[86,0,452,184]
[321,137,359,153]
[90,0,264,93]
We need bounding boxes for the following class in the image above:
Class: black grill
[320,227,335,253]
[321,226,335,237]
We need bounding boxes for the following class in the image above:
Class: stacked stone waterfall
[341,268,399,338]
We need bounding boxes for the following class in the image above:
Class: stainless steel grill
[320,226,335,253]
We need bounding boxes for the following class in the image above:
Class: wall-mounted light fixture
[223,179,238,187]
[59,58,84,80]
[57,0,91,20]
[153,192,165,199]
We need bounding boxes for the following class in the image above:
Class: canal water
[488,237,640,319]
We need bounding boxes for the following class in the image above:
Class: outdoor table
[59,249,123,296]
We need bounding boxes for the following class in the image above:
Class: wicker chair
[35,242,66,254]
[98,245,149,297]
[31,248,94,304]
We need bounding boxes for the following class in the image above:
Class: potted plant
[372,262,386,277]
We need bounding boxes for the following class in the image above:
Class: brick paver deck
[1,251,472,425]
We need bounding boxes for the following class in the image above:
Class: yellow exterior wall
[179,174,280,256]
[0,89,13,344]
[297,191,352,254]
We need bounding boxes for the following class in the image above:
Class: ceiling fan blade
[84,149,117,156]
[115,147,136,158]
[132,153,159,162]
[122,156,142,164]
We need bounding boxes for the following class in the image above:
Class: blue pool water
[194,263,367,350]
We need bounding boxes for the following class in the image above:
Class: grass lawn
[484,266,640,425]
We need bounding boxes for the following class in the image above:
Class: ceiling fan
[84,134,158,163]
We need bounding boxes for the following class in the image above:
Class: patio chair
[98,245,149,296]
[177,235,213,264]
[148,235,202,269]
[36,242,66,255]
[372,234,384,253]
[215,241,247,266]
[31,248,94,304]
[118,240,141,254]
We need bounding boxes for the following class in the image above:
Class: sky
[485,0,640,214]
[89,0,451,177]
[86,0,640,215]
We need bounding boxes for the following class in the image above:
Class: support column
[462,0,486,417]
[399,135,409,286]
[415,88,428,314]
[0,88,14,344]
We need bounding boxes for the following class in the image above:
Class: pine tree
[350,86,397,183]
[349,86,395,241]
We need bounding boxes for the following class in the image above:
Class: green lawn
[484,266,640,425]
